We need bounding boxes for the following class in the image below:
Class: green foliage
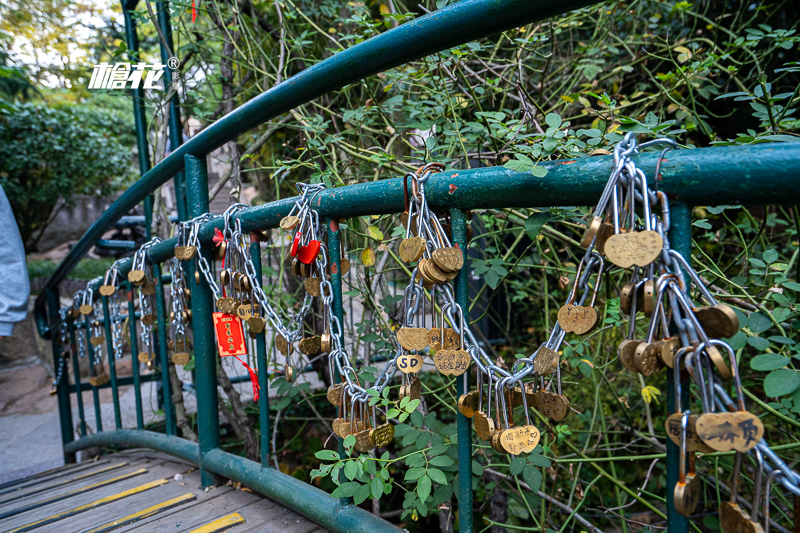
[0,100,135,250]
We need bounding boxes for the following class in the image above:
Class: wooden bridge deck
[0,451,329,533]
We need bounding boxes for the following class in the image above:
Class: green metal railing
[33,0,800,532]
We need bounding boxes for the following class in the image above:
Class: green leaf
[782,281,800,292]
[344,435,356,450]
[522,465,542,492]
[748,312,772,334]
[428,468,447,484]
[764,369,800,397]
[763,249,778,264]
[315,450,340,461]
[417,475,432,502]
[405,467,426,481]
[748,336,771,350]
[509,457,527,476]
[726,331,748,350]
[530,165,548,177]
[545,113,562,129]
[527,453,552,468]
[525,212,549,240]
[371,475,384,499]
[410,410,424,428]
[367,226,384,241]
[331,482,360,498]
[429,455,455,468]
[750,353,790,371]
[354,483,372,505]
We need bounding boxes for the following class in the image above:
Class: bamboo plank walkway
[0,451,329,533]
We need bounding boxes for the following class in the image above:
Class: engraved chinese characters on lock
[434,349,470,376]
[500,425,541,455]
[604,231,663,269]
[695,412,764,452]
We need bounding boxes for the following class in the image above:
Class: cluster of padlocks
[51,134,800,529]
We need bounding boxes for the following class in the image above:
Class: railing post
[450,208,473,532]
[251,233,271,468]
[48,287,75,463]
[84,315,103,433]
[666,201,692,533]
[152,262,176,435]
[101,295,122,429]
[125,283,145,430]
[67,318,87,437]
[327,219,350,505]
[185,153,219,487]
[156,0,188,221]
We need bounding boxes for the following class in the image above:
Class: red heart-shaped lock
[298,240,321,264]
[290,231,301,257]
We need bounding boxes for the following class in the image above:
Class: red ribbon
[192,0,197,23]
[233,355,260,401]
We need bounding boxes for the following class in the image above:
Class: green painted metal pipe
[68,319,87,437]
[40,0,603,297]
[84,315,104,432]
[122,5,152,178]
[62,430,401,533]
[49,288,75,463]
[63,429,200,465]
[53,142,800,319]
[101,295,123,429]
[126,282,145,430]
[185,154,220,487]
[250,234,271,468]
[666,202,693,532]
[450,208,473,532]
[156,0,187,221]
[152,262,176,436]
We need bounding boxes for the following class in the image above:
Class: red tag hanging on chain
[290,231,301,257]
[233,355,260,400]
[192,0,197,23]
[212,312,247,357]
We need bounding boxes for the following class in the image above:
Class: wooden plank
[0,461,194,530]
[226,500,322,533]
[121,485,260,532]
[0,468,149,520]
[186,512,246,533]
[78,493,196,533]
[0,460,111,494]
[0,463,132,504]
[2,479,169,533]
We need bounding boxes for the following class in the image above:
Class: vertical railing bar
[152,262,176,436]
[185,154,220,487]
[327,218,350,506]
[251,233,271,468]
[68,318,87,437]
[126,282,145,430]
[450,208,473,532]
[101,295,122,429]
[84,316,103,433]
[666,201,692,533]
[48,287,75,463]
[156,0,188,221]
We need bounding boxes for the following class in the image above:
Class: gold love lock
[89,336,105,346]
[279,215,300,231]
[236,303,259,321]
[474,411,496,441]
[695,412,764,452]
[247,315,267,333]
[141,282,156,296]
[275,334,291,356]
[299,336,322,356]
[557,304,598,335]
[457,391,480,418]
[427,328,459,351]
[660,337,681,368]
[396,327,428,351]
[500,425,541,455]
[408,377,421,400]
[369,423,395,448]
[141,313,157,326]
[304,277,321,297]
[172,352,191,366]
[432,247,464,272]
[719,502,762,533]
[604,230,663,269]
[533,391,570,422]
[398,236,426,263]
[332,418,350,438]
[79,304,94,315]
[664,414,715,454]
[137,352,153,363]
[694,304,740,339]
[98,285,116,296]
[533,347,559,377]
[128,270,146,285]
[216,297,236,315]
[397,353,423,374]
[326,384,343,406]
[354,429,375,453]
[434,349,471,376]
[633,341,664,377]
[617,339,643,373]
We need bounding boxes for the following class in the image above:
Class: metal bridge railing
[32,0,800,532]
